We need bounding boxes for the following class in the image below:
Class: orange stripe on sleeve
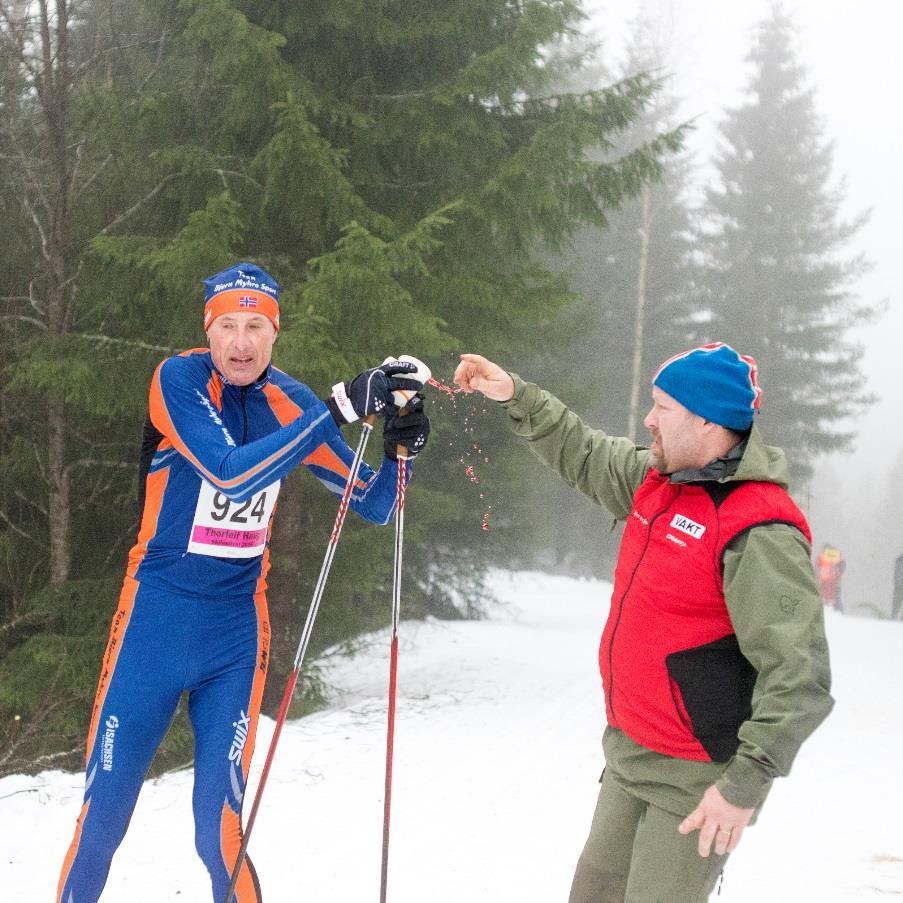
[303,443,367,490]
[207,373,224,412]
[148,366,307,492]
[262,382,302,426]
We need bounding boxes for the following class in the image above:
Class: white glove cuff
[331,382,359,424]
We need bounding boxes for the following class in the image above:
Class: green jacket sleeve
[500,374,651,520]
[716,523,834,809]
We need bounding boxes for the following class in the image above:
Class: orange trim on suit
[84,576,139,761]
[56,799,91,903]
[148,366,308,493]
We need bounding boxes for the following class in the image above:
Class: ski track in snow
[2,571,902,901]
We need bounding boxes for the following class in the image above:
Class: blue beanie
[652,343,761,431]
[202,262,282,331]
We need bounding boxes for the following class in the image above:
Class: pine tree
[0,0,204,773]
[699,5,875,479]
[0,0,681,771]
[510,22,698,576]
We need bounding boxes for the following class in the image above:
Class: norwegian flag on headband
[202,262,282,331]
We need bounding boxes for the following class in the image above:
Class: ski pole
[224,415,376,903]
[378,353,430,903]
[379,450,407,903]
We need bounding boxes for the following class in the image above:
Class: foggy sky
[585,0,903,614]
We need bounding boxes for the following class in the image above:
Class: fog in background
[586,0,902,615]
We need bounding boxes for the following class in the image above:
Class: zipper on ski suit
[240,385,249,445]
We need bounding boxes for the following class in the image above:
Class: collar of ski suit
[207,351,272,392]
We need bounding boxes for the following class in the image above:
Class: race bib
[188,479,280,558]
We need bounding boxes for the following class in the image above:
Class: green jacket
[501,375,833,814]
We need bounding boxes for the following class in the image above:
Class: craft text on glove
[329,360,423,424]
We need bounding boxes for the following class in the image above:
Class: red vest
[599,471,811,762]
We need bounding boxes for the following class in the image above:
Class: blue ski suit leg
[187,591,269,902]
[57,577,269,903]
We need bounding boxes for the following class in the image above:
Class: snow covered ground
[3,570,902,901]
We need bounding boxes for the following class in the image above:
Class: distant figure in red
[816,544,845,613]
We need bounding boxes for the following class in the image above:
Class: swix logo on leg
[228,710,251,763]
[101,715,119,772]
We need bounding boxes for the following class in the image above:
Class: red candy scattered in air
[428,372,492,533]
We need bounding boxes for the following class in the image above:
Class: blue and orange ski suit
[57,349,403,902]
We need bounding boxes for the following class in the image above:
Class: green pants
[568,770,727,903]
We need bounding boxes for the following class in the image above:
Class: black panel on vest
[700,480,744,510]
[665,634,758,763]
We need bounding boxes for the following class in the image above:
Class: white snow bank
[2,571,901,901]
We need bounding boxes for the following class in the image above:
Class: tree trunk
[47,397,70,584]
[42,0,72,585]
[626,184,652,443]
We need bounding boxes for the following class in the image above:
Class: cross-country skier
[56,262,431,903]
[454,344,833,903]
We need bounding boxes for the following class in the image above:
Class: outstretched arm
[455,353,650,518]
[453,353,515,401]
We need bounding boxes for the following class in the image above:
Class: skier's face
[643,387,708,474]
[207,312,277,386]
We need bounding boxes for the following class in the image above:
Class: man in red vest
[454,344,833,902]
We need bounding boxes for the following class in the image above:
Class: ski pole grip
[383,354,429,460]
[395,404,408,460]
[384,354,431,408]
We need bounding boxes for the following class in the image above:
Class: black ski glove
[383,395,431,460]
[328,360,423,424]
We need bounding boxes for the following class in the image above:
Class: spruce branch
[0,508,46,546]
[96,171,182,236]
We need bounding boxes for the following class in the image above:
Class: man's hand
[453,354,515,401]
[678,784,754,858]
[331,360,423,423]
